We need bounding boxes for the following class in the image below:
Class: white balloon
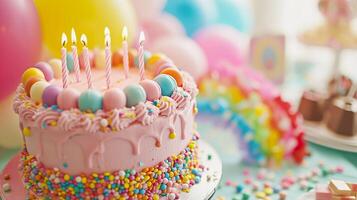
[131,0,167,21]
[151,36,208,80]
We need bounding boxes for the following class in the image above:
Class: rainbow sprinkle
[21,138,202,200]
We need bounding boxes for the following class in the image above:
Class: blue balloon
[164,0,217,36]
[213,0,251,32]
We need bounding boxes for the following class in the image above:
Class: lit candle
[104,27,112,89]
[138,31,145,81]
[61,33,69,88]
[122,26,129,79]
[71,28,81,82]
[80,34,93,89]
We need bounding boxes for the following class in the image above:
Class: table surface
[197,119,357,199]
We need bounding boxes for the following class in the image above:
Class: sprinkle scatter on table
[21,138,203,199]
[214,163,345,200]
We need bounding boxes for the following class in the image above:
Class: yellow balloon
[34,0,138,57]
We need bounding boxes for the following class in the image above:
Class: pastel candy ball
[94,49,106,69]
[123,84,147,107]
[30,80,49,103]
[134,51,152,68]
[42,85,62,106]
[48,59,62,79]
[103,88,126,111]
[34,62,54,81]
[22,68,45,85]
[154,74,177,96]
[128,49,137,67]
[25,76,44,97]
[146,53,174,73]
[160,68,183,87]
[66,52,74,72]
[57,88,80,110]
[112,50,123,67]
[78,89,103,113]
[140,80,161,101]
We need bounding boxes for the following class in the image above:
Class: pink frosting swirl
[86,111,109,134]
[18,105,37,121]
[171,88,191,110]
[135,102,159,125]
[34,109,61,129]
[158,97,176,116]
[13,86,38,121]
[58,110,91,132]
[108,108,136,131]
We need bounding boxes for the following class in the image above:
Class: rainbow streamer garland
[197,73,306,166]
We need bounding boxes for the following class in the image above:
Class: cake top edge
[13,49,199,133]
[16,49,198,112]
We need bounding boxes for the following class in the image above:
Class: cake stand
[304,121,357,153]
[0,141,222,200]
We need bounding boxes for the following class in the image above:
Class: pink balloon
[151,36,208,80]
[141,14,185,48]
[194,25,248,73]
[131,0,167,21]
[0,0,42,100]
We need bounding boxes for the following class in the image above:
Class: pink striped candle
[122,26,129,79]
[104,27,112,89]
[61,33,69,88]
[71,28,80,82]
[138,31,145,81]
[80,34,93,89]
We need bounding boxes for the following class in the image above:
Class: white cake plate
[0,140,222,200]
[304,121,357,153]
[180,141,222,200]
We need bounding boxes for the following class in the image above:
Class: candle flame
[105,35,111,47]
[80,34,87,46]
[139,31,145,45]
[122,26,128,41]
[61,33,67,47]
[71,28,77,44]
[104,27,110,36]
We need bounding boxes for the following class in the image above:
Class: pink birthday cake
[13,37,201,199]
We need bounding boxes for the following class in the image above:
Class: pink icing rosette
[158,96,177,116]
[171,88,191,110]
[134,102,159,126]
[108,108,136,131]
[58,110,91,132]
[34,109,61,128]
